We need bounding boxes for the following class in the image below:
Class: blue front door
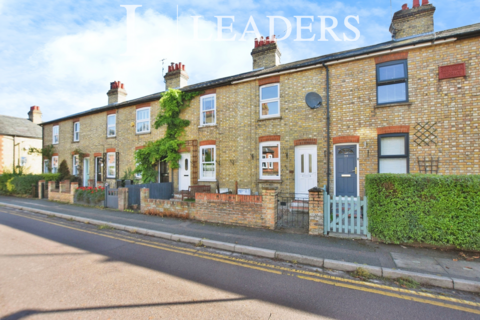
[335,145,357,196]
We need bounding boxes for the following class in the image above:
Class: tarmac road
[1,207,479,320]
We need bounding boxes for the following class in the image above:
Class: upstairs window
[260,84,280,118]
[260,141,280,180]
[378,133,409,174]
[52,125,59,144]
[200,145,216,180]
[200,94,216,126]
[377,60,408,105]
[136,108,150,133]
[73,122,80,141]
[51,156,58,173]
[107,114,116,137]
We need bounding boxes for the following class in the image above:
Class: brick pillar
[48,181,54,201]
[140,188,149,213]
[38,180,45,199]
[118,188,129,211]
[262,187,278,230]
[70,182,78,204]
[308,187,324,235]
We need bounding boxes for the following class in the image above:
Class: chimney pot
[413,0,420,8]
[164,62,189,89]
[422,0,429,5]
[402,3,409,10]
[182,65,185,71]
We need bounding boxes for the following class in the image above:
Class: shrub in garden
[58,160,70,181]
[366,174,480,250]
[75,186,105,206]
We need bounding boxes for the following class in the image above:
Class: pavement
[4,210,480,319]
[1,195,480,291]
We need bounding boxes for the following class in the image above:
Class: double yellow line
[4,209,480,315]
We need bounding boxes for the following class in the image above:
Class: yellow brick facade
[42,36,479,196]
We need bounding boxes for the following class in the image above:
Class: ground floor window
[260,141,280,179]
[106,152,116,178]
[72,155,79,175]
[51,156,58,173]
[378,133,409,173]
[200,145,215,180]
[44,159,49,173]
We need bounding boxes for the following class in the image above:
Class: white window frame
[199,145,216,181]
[136,107,151,134]
[259,83,280,119]
[51,156,58,173]
[73,122,80,142]
[44,159,49,173]
[107,114,116,137]
[135,162,142,179]
[200,94,216,126]
[52,125,59,144]
[106,152,116,178]
[259,141,280,180]
[72,155,79,175]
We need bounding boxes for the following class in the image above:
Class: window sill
[136,131,151,136]
[257,179,283,183]
[198,124,217,128]
[258,116,282,122]
[375,102,412,108]
[72,141,79,143]
[198,179,217,182]
[107,136,116,139]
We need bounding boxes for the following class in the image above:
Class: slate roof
[41,22,480,126]
[0,115,42,139]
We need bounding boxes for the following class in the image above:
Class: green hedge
[0,173,61,195]
[365,174,480,250]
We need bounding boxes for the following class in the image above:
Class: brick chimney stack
[164,62,189,90]
[390,1,435,40]
[107,81,127,105]
[28,106,42,124]
[251,36,281,70]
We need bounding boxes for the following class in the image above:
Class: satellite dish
[305,92,322,109]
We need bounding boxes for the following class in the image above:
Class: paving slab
[438,258,480,280]
[391,252,447,274]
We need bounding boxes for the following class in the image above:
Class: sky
[0,0,478,122]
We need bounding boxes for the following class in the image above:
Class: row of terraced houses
[40,2,479,200]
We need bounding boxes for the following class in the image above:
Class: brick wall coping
[200,140,216,146]
[196,192,262,204]
[332,135,360,144]
[259,135,280,142]
[294,138,317,146]
[377,125,410,134]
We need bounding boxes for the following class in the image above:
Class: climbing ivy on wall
[134,88,202,183]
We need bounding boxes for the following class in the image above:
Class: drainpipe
[322,63,331,194]
[12,135,16,173]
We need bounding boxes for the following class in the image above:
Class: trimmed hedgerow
[365,174,480,250]
[0,173,61,195]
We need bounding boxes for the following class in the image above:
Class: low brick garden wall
[140,187,278,229]
[45,180,78,204]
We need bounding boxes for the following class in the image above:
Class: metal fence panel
[106,187,118,209]
[277,193,309,232]
[126,182,173,208]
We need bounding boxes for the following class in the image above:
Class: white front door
[83,158,90,187]
[295,146,317,197]
[178,153,191,191]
